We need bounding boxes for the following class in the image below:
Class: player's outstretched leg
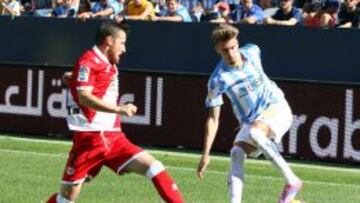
[278,180,303,203]
[249,128,302,203]
[124,152,184,203]
[146,160,184,203]
[228,146,245,203]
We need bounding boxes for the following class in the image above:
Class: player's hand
[197,154,210,179]
[116,103,137,116]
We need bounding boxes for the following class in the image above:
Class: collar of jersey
[223,50,248,71]
[93,45,111,65]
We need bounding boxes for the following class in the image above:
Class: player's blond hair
[211,24,239,45]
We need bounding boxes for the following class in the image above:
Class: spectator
[208,2,232,23]
[191,2,204,22]
[184,0,208,22]
[152,0,166,15]
[336,0,360,28]
[52,0,76,17]
[232,0,265,24]
[0,0,21,16]
[264,0,302,25]
[179,0,200,12]
[149,0,192,22]
[77,0,91,14]
[259,0,279,17]
[302,0,323,11]
[77,0,122,19]
[117,0,155,21]
[197,0,231,22]
[32,0,53,16]
[303,0,341,27]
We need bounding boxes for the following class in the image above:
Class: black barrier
[0,66,359,165]
[0,16,360,84]
[1,17,360,165]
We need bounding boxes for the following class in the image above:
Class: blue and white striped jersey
[206,43,285,124]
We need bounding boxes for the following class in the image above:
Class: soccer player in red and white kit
[47,21,184,203]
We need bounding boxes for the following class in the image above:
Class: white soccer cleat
[278,179,303,203]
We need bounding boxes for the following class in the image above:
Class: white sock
[228,146,245,203]
[249,128,298,185]
[56,194,74,203]
[146,160,165,179]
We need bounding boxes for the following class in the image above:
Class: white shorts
[234,101,293,156]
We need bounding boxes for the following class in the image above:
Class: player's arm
[77,89,137,116]
[197,105,221,178]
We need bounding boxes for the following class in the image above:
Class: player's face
[108,30,127,65]
[216,37,240,67]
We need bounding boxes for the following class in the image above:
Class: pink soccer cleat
[278,179,303,203]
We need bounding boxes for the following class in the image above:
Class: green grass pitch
[0,134,359,203]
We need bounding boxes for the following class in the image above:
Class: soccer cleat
[278,179,303,203]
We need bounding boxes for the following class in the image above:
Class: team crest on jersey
[78,66,90,82]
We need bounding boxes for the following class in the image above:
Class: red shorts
[62,131,143,184]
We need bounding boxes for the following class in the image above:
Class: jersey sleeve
[243,43,261,58]
[205,76,224,108]
[74,61,97,91]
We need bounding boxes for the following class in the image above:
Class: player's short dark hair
[95,21,129,45]
[211,24,239,46]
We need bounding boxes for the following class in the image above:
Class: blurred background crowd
[0,0,358,28]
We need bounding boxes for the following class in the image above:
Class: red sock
[151,171,184,203]
[46,193,57,203]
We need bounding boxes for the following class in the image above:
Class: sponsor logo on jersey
[78,66,89,82]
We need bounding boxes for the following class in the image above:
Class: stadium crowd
[0,0,359,27]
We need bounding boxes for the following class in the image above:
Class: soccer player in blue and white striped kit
[196,24,303,203]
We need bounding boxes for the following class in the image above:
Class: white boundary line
[0,148,359,189]
[1,135,360,173]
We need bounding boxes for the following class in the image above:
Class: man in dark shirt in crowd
[264,0,302,26]
[337,0,360,28]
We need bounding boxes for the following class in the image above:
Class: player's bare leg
[228,141,257,203]
[47,183,82,203]
[124,151,184,203]
[249,121,302,203]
